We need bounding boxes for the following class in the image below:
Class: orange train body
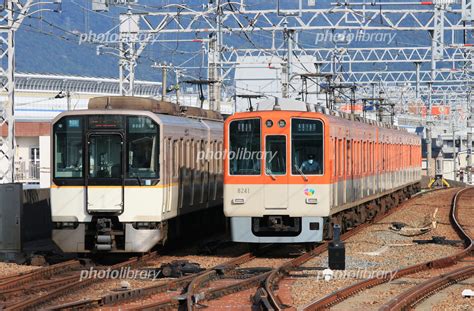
[223,110,422,243]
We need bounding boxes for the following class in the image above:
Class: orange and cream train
[224,104,421,243]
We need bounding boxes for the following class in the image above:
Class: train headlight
[265,120,273,128]
[305,198,318,204]
[278,120,286,128]
[54,222,78,229]
[232,198,246,205]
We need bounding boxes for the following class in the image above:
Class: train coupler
[95,218,113,251]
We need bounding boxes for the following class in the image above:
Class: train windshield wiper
[295,165,308,181]
[266,168,277,180]
[135,175,142,186]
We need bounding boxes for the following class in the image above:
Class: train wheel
[359,206,368,224]
[304,243,317,252]
[248,243,260,253]
[379,198,387,215]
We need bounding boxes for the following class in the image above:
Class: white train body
[51,98,223,253]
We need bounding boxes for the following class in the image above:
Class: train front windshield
[291,118,324,175]
[53,115,160,185]
[229,118,261,175]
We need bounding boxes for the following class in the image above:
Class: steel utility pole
[282,27,294,99]
[119,8,137,96]
[0,1,61,184]
[152,62,171,101]
[207,0,223,112]
[452,123,457,181]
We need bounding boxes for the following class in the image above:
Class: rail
[302,187,473,311]
[378,187,473,311]
[255,187,419,310]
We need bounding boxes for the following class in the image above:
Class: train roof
[88,96,223,121]
[234,98,404,132]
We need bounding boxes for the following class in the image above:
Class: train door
[264,135,289,209]
[86,133,124,213]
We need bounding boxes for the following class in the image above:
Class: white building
[0,73,228,188]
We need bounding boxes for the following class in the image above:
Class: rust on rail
[302,187,473,311]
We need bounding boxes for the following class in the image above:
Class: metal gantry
[0,0,61,184]
[89,1,473,110]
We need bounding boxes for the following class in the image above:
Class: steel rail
[0,274,79,300]
[45,189,434,310]
[185,252,257,310]
[48,251,260,310]
[380,265,474,311]
[258,187,421,310]
[122,251,259,310]
[3,252,159,311]
[0,259,80,291]
[378,187,474,311]
[302,187,473,311]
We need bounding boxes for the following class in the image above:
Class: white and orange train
[224,101,422,243]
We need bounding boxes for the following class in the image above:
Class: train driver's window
[229,119,261,175]
[54,117,84,178]
[291,118,324,175]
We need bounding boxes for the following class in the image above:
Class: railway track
[378,187,474,311]
[47,249,268,310]
[46,188,430,310]
[251,187,420,310]
[301,187,473,311]
[38,188,451,310]
[0,252,159,311]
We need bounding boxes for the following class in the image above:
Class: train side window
[126,116,160,180]
[173,140,179,177]
[367,142,370,173]
[340,139,344,177]
[186,140,191,169]
[334,139,338,177]
[359,141,362,174]
[409,145,412,167]
[209,141,214,174]
[291,118,324,175]
[356,141,359,175]
[347,140,352,175]
[370,142,373,173]
[217,141,223,174]
[180,139,185,169]
[196,140,201,171]
[201,140,206,171]
[383,143,386,170]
